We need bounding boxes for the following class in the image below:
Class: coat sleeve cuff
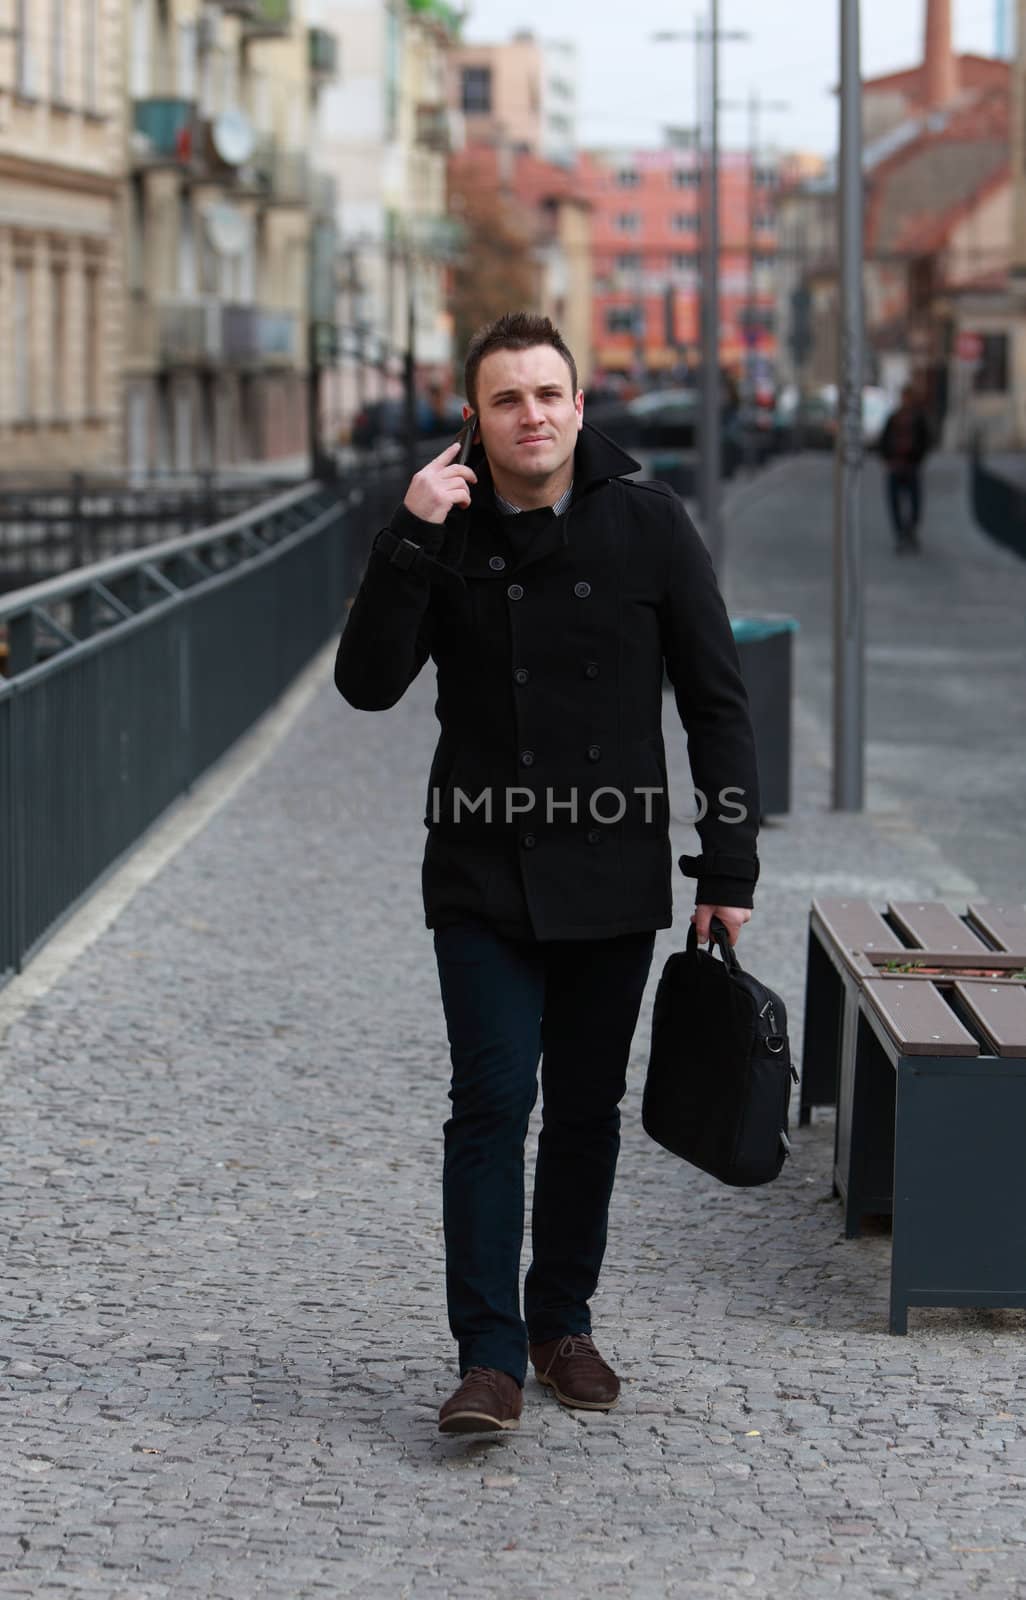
[678,852,760,885]
[695,877,755,910]
[387,503,447,555]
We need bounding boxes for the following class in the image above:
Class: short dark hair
[464,312,578,410]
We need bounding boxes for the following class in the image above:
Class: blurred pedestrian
[335,312,760,1435]
[879,384,932,553]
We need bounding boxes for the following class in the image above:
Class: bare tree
[448,178,539,361]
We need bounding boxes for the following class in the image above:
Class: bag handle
[686,916,741,972]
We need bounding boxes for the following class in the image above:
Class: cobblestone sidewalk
[2,461,1025,1599]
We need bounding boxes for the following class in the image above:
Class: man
[878,384,932,553]
[335,313,760,1434]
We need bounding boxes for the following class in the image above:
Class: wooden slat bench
[800,898,1026,1333]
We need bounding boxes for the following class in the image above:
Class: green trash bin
[730,615,797,818]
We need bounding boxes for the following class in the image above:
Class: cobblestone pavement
[2,456,1025,1599]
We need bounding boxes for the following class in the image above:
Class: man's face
[465,345,584,484]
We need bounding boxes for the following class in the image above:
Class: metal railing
[0,473,304,594]
[0,466,403,982]
[969,437,1026,562]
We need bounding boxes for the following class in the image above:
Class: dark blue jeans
[433,920,656,1385]
[887,468,922,541]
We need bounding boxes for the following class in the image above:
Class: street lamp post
[833,0,866,809]
[653,11,747,580]
[700,5,721,571]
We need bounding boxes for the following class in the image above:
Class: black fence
[0,471,306,595]
[969,439,1026,562]
[0,467,403,983]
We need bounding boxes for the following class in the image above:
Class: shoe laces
[462,1365,513,1387]
[554,1334,614,1373]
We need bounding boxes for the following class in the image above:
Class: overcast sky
[461,0,1005,155]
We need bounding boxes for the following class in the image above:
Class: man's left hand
[691,904,752,947]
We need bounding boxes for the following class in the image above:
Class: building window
[178,194,196,296]
[754,167,777,189]
[671,213,700,233]
[615,213,640,233]
[739,305,775,334]
[128,176,145,291]
[616,169,639,188]
[461,66,492,115]
[672,169,700,189]
[51,265,66,417]
[84,267,102,416]
[178,21,198,100]
[14,262,32,421]
[130,0,150,98]
[616,252,641,271]
[672,251,698,269]
[754,212,775,231]
[51,0,65,99]
[16,0,35,96]
[83,0,100,111]
[973,333,1009,394]
[606,307,639,334]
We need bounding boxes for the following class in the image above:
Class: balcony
[158,299,223,367]
[132,98,196,163]
[222,305,298,365]
[415,103,453,154]
[308,27,338,80]
[254,144,310,207]
[243,0,292,38]
[311,171,337,218]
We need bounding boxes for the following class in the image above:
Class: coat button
[586,829,602,845]
[574,581,591,599]
[513,667,530,685]
[489,555,506,571]
[521,833,537,849]
[508,583,524,600]
[584,661,600,679]
[520,750,535,767]
[587,745,601,762]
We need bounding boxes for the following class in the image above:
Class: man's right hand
[403,441,478,525]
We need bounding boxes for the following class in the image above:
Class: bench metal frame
[800,897,1026,1333]
[851,996,1026,1333]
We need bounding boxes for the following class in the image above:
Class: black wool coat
[334,423,760,942]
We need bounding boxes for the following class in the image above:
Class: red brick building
[577,145,780,383]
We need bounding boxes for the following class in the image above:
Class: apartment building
[451,30,577,168]
[125,0,338,473]
[578,143,781,382]
[313,0,460,431]
[0,0,125,473]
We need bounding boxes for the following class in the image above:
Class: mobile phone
[456,414,478,466]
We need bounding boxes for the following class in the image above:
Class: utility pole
[652,11,747,579]
[744,91,788,410]
[833,0,865,810]
[403,235,418,487]
[700,2,722,572]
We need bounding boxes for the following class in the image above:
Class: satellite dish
[204,202,251,256]
[211,109,255,167]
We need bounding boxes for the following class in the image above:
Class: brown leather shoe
[438,1366,523,1434]
[529,1333,620,1411]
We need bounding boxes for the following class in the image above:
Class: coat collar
[447,423,641,579]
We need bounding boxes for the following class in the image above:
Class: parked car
[350,395,466,451]
[589,379,742,468]
[774,384,894,453]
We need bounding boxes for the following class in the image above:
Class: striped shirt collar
[494,481,574,517]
